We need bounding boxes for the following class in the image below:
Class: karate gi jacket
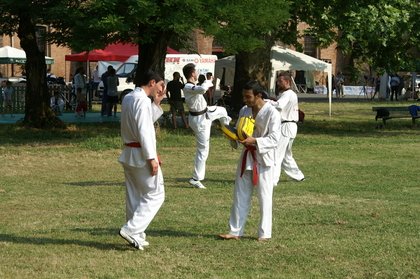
[183,80,213,112]
[269,89,299,138]
[238,102,281,170]
[118,87,163,168]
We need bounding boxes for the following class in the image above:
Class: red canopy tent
[65,43,180,62]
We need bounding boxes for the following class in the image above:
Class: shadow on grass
[71,227,217,240]
[167,177,235,188]
[64,181,124,187]
[0,122,121,146]
[0,233,130,251]
[146,229,223,240]
[1,116,417,147]
[300,120,419,137]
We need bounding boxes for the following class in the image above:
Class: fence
[1,83,75,114]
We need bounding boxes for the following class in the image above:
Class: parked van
[98,54,218,101]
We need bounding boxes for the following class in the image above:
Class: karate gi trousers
[274,135,304,185]
[122,163,165,234]
[228,165,274,239]
[189,106,231,181]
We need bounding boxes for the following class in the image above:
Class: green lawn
[0,101,419,278]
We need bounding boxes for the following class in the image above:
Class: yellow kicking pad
[221,116,255,141]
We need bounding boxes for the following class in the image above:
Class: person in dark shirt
[166,72,188,128]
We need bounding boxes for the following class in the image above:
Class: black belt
[282,120,297,123]
[189,107,208,116]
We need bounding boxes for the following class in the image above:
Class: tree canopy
[0,0,418,127]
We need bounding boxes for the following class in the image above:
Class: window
[35,26,47,54]
[303,35,318,58]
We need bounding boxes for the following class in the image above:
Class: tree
[0,1,75,128]
[101,0,223,83]
[0,1,58,128]
[214,0,419,113]
[85,0,290,111]
[289,0,419,75]
[0,0,127,128]
[204,0,290,113]
[333,0,419,73]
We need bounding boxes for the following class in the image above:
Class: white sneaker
[139,232,149,247]
[189,178,206,189]
[119,226,148,250]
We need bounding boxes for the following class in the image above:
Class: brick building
[0,29,72,81]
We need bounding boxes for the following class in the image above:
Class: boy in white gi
[219,81,281,241]
[118,70,166,250]
[182,63,231,189]
[270,72,305,184]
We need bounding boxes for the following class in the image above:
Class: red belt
[125,142,141,147]
[124,142,162,165]
[240,146,258,186]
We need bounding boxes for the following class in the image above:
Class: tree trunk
[134,30,170,84]
[17,13,64,128]
[231,44,273,115]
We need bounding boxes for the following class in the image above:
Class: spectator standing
[166,72,188,129]
[106,68,119,117]
[371,74,381,100]
[219,81,281,242]
[205,72,214,105]
[389,73,400,101]
[91,65,102,98]
[74,67,87,117]
[118,70,166,250]
[270,72,305,185]
[101,65,114,116]
[335,72,345,98]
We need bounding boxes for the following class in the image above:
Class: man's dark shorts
[170,100,185,113]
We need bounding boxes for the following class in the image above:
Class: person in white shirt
[118,70,166,250]
[91,65,102,97]
[74,67,87,117]
[73,67,86,93]
[182,63,231,189]
[270,72,305,185]
[219,81,281,241]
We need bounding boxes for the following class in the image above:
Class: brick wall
[193,29,214,54]
[0,34,72,81]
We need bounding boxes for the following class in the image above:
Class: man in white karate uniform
[182,63,231,189]
[118,70,166,250]
[270,71,305,185]
[219,81,281,241]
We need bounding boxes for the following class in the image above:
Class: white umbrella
[0,46,54,64]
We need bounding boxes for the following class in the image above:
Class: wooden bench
[372,106,420,127]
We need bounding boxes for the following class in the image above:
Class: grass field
[0,101,419,278]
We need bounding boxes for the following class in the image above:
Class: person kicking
[182,63,231,189]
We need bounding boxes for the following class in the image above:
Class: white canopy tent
[270,46,332,116]
[0,46,54,64]
[215,46,333,116]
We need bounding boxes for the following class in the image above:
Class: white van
[98,54,218,101]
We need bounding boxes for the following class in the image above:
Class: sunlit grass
[0,101,419,278]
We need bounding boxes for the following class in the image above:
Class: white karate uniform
[228,103,281,238]
[269,89,305,184]
[183,80,231,181]
[118,87,165,234]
